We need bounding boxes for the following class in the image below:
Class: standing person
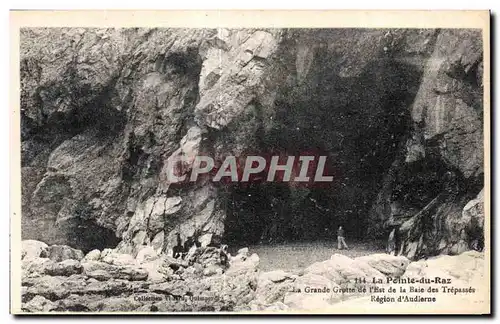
[337,226,348,250]
[172,232,183,259]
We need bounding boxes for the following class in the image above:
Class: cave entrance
[221,45,424,250]
[222,182,336,246]
[73,220,122,254]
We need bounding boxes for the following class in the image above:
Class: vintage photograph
[11,11,490,314]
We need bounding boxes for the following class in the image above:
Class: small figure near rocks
[220,244,229,267]
[337,226,348,250]
[172,233,183,259]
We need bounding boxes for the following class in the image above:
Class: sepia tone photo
[10,11,490,314]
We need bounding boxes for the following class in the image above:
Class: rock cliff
[20,28,484,259]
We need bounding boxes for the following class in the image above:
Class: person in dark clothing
[183,237,194,254]
[172,233,183,259]
[337,226,348,250]
[219,244,229,267]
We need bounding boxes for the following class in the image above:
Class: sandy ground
[231,240,387,272]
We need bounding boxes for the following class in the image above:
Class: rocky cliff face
[20,28,484,259]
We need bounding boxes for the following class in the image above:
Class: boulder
[255,270,296,305]
[42,245,84,262]
[21,240,48,260]
[101,252,137,266]
[88,296,143,312]
[85,269,112,281]
[421,250,484,282]
[237,247,249,256]
[53,294,93,312]
[356,254,409,277]
[283,273,337,310]
[463,189,484,225]
[136,246,159,264]
[22,295,57,312]
[84,279,132,295]
[303,259,344,284]
[259,270,294,283]
[82,261,148,281]
[203,265,222,277]
[82,249,101,262]
[188,247,221,267]
[161,255,189,271]
[23,275,87,301]
[22,257,54,276]
[226,253,259,275]
[100,248,114,259]
[329,254,386,283]
[264,302,289,311]
[45,259,83,276]
[140,256,171,282]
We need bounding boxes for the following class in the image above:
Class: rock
[226,253,259,275]
[136,246,159,264]
[88,296,143,312]
[255,270,296,305]
[23,275,86,301]
[463,188,485,249]
[283,274,337,310]
[162,255,189,270]
[463,189,484,222]
[421,250,484,283]
[85,269,112,281]
[84,279,132,295]
[356,254,409,277]
[101,252,137,266]
[140,256,170,282]
[22,295,57,312]
[237,247,249,256]
[53,294,93,312]
[20,28,483,264]
[304,259,344,284]
[22,257,54,276]
[19,243,487,312]
[259,270,294,283]
[202,265,222,277]
[45,259,83,276]
[264,302,289,311]
[100,248,114,259]
[332,254,386,283]
[365,30,483,253]
[42,245,84,262]
[151,231,164,254]
[82,261,148,281]
[83,249,101,262]
[329,251,487,310]
[22,240,48,260]
[188,247,221,267]
[18,27,486,313]
[198,233,213,247]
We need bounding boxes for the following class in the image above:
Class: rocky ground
[20,240,487,313]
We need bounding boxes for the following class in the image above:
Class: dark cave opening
[222,52,424,246]
[72,220,122,254]
[62,203,122,253]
